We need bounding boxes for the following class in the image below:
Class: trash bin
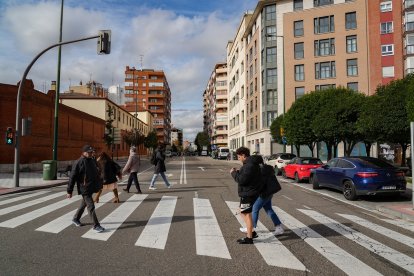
[42,160,57,180]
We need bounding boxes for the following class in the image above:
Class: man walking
[230,147,262,244]
[67,145,105,233]
[149,144,171,190]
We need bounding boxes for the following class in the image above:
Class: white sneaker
[239,227,257,233]
[149,186,157,190]
[273,225,284,236]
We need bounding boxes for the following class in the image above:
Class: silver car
[266,153,296,175]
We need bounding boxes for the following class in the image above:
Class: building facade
[170,127,183,147]
[124,67,171,144]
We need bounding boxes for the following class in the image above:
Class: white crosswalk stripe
[0,191,66,216]
[0,191,49,206]
[226,201,307,271]
[299,209,414,274]
[194,198,231,259]
[381,218,414,233]
[83,193,148,241]
[135,195,177,249]
[36,192,118,233]
[338,213,414,250]
[0,194,81,228]
[274,206,381,275]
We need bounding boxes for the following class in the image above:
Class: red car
[282,157,324,183]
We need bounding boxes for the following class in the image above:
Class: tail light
[396,171,405,177]
[278,160,284,163]
[356,172,379,178]
[300,167,307,171]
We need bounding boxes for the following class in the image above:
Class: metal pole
[281,35,286,153]
[13,35,99,187]
[411,122,414,210]
[52,0,64,169]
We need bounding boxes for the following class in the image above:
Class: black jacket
[100,160,119,185]
[67,156,101,195]
[231,156,262,198]
[154,150,166,173]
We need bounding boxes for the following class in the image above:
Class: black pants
[73,194,100,227]
[126,172,141,192]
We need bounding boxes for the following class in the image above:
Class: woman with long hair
[95,152,122,203]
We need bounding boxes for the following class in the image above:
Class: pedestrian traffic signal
[5,127,13,145]
[97,30,111,55]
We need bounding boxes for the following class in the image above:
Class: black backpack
[260,163,281,197]
[150,151,157,165]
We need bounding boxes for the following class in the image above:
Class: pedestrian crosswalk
[1,190,414,275]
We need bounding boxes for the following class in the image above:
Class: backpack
[150,151,157,165]
[260,163,281,197]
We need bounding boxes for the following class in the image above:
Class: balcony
[406,0,414,10]
[214,129,227,136]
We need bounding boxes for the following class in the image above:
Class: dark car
[282,157,324,183]
[309,156,406,201]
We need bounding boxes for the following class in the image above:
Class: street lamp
[265,33,285,153]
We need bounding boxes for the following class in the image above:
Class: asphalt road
[0,156,413,276]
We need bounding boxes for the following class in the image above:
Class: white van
[217,147,230,160]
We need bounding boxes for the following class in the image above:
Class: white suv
[266,153,296,175]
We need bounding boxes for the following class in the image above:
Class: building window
[295,65,305,81]
[381,44,394,56]
[315,84,336,90]
[380,22,393,34]
[294,0,303,10]
[267,47,276,63]
[314,0,333,7]
[294,42,304,59]
[314,38,335,56]
[295,87,305,100]
[267,112,277,127]
[346,35,357,53]
[347,82,358,91]
[314,16,335,34]
[266,26,276,41]
[267,89,277,105]
[380,1,392,12]
[267,68,277,84]
[294,20,304,37]
[382,66,395,77]
[266,4,276,20]
[407,34,414,55]
[345,12,357,30]
[315,61,336,79]
[347,59,358,76]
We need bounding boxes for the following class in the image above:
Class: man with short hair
[148,144,171,190]
[230,147,262,244]
[67,145,105,233]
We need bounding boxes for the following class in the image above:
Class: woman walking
[95,152,122,203]
[122,146,142,193]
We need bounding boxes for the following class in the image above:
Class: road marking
[381,218,414,233]
[0,194,81,228]
[0,191,49,206]
[276,207,381,276]
[0,192,66,216]
[135,195,177,249]
[180,157,187,184]
[281,195,292,201]
[302,205,312,209]
[198,167,205,171]
[36,192,117,233]
[226,201,306,271]
[194,198,231,259]
[299,209,414,274]
[338,213,414,250]
[83,193,148,241]
[219,169,224,172]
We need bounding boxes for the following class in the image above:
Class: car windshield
[301,158,323,165]
[355,157,395,169]
[220,149,229,152]
[280,154,296,160]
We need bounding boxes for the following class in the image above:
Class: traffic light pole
[13,35,99,187]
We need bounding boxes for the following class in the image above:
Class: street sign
[282,136,287,145]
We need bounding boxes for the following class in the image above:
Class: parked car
[266,153,297,175]
[282,157,324,183]
[309,156,407,201]
[217,147,230,160]
[165,150,172,157]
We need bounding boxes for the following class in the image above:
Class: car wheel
[343,180,358,201]
[294,172,300,183]
[275,166,281,176]
[311,174,320,189]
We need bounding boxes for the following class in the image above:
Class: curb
[0,182,67,196]
[376,205,414,222]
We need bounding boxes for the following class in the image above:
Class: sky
[0,0,258,142]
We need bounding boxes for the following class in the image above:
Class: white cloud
[0,1,241,142]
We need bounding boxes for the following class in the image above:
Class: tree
[194,131,210,153]
[269,114,284,145]
[103,104,114,150]
[144,130,158,150]
[122,128,145,147]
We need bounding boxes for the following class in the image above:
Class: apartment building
[124,67,171,144]
[67,80,107,97]
[203,63,228,149]
[171,127,183,147]
[403,0,414,74]
[227,12,252,152]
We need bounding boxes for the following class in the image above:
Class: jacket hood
[249,155,264,165]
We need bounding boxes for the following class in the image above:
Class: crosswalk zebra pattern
[1,190,414,275]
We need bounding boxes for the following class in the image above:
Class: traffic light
[5,127,13,145]
[97,30,111,54]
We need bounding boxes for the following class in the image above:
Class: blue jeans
[150,172,171,187]
[252,194,281,228]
